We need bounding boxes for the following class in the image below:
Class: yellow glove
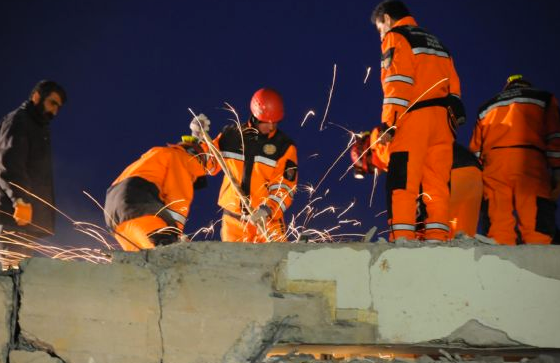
[13,198,32,226]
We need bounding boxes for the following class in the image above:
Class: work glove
[13,198,32,226]
[190,113,211,140]
[247,205,271,226]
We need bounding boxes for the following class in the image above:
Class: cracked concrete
[9,350,64,363]
[0,241,556,362]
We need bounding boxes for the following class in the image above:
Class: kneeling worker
[104,136,208,251]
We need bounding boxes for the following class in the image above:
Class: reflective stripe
[474,151,481,158]
[450,93,461,99]
[384,74,414,85]
[547,133,560,141]
[547,151,560,158]
[254,155,277,168]
[268,195,287,212]
[383,97,409,107]
[479,97,546,119]
[268,183,295,198]
[222,151,244,161]
[412,47,449,58]
[166,209,186,226]
[425,222,450,232]
[391,223,416,231]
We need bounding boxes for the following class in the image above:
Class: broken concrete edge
[0,265,68,363]
[114,240,560,350]
[2,240,560,363]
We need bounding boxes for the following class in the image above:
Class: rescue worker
[351,132,482,238]
[191,88,298,243]
[0,80,67,267]
[372,0,464,242]
[104,136,208,251]
[470,75,560,245]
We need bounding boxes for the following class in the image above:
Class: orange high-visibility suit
[209,123,298,243]
[353,136,481,238]
[470,86,560,245]
[378,16,462,242]
[104,143,207,251]
[447,143,483,237]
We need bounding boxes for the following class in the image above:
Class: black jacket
[0,101,55,236]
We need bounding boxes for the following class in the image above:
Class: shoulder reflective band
[412,47,449,58]
[254,155,277,168]
[384,74,414,85]
[390,223,416,231]
[479,97,546,119]
[165,209,186,226]
[546,151,560,158]
[425,222,450,232]
[268,183,295,198]
[383,97,409,107]
[221,151,245,161]
[268,195,287,212]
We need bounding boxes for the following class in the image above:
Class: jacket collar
[392,16,417,28]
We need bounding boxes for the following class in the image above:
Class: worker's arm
[380,31,415,130]
[260,145,298,221]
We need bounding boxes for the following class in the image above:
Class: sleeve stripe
[222,151,245,161]
[268,195,287,212]
[546,151,560,158]
[383,97,409,107]
[268,183,295,198]
[384,74,414,85]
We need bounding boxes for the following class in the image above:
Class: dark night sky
[1,0,559,248]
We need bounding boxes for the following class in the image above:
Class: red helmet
[250,88,284,123]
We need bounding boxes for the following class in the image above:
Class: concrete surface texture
[0,240,558,362]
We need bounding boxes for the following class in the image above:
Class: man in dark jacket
[0,80,67,260]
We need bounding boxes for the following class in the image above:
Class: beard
[35,101,55,122]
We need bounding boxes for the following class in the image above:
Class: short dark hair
[371,0,410,24]
[30,80,67,104]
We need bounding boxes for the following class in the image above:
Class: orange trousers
[114,215,181,251]
[449,166,483,237]
[482,148,554,245]
[221,213,286,243]
[387,106,454,242]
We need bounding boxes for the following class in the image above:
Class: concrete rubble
[0,239,558,362]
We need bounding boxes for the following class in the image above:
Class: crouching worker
[351,128,482,238]
[104,136,208,251]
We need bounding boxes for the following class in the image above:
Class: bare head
[371,1,410,39]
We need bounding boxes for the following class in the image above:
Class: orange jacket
[470,86,560,169]
[209,123,298,221]
[108,144,207,228]
[380,16,462,128]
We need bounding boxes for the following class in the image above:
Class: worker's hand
[190,113,211,140]
[248,205,271,226]
[13,198,32,226]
